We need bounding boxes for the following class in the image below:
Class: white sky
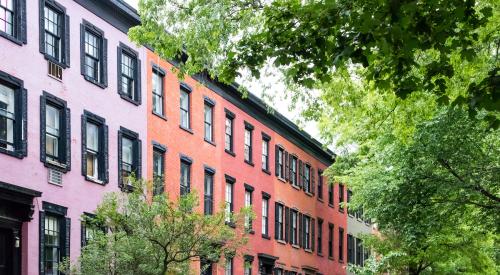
[123,0,326,148]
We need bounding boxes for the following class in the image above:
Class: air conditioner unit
[48,168,63,185]
[48,61,63,81]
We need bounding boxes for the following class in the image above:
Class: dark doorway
[0,226,17,275]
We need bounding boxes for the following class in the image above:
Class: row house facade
[0,0,373,274]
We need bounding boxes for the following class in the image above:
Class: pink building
[0,1,146,274]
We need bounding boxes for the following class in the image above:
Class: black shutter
[311,218,315,252]
[136,57,142,104]
[116,47,122,95]
[298,212,303,247]
[39,211,45,275]
[20,88,28,156]
[288,154,293,184]
[102,124,109,183]
[81,220,86,247]
[80,24,85,76]
[102,38,108,87]
[135,138,142,179]
[274,145,279,176]
[65,107,71,170]
[64,217,71,259]
[64,15,70,66]
[19,0,27,43]
[81,115,87,177]
[38,0,45,54]
[311,167,316,196]
[303,163,308,194]
[284,206,289,243]
[289,210,294,244]
[298,160,303,189]
[274,202,279,239]
[284,151,289,181]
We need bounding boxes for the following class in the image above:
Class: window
[117,43,141,104]
[317,170,323,200]
[225,179,234,223]
[347,234,354,264]
[275,146,284,179]
[328,223,334,258]
[303,164,311,193]
[200,259,213,275]
[261,133,270,172]
[339,184,345,211]
[328,182,334,206]
[82,111,108,183]
[152,143,166,195]
[244,122,253,164]
[204,167,215,215]
[224,109,234,153]
[180,156,191,196]
[0,71,26,158]
[179,86,192,130]
[304,215,311,250]
[40,202,69,275]
[244,256,253,275]
[152,66,165,116]
[244,184,254,230]
[290,156,298,186]
[339,227,344,261]
[80,20,107,87]
[262,194,269,237]
[0,0,26,44]
[291,210,298,245]
[204,103,214,142]
[118,127,141,188]
[274,268,283,275]
[225,258,233,275]
[81,212,103,247]
[275,203,284,241]
[317,219,323,254]
[40,0,69,67]
[356,238,363,266]
[41,92,70,171]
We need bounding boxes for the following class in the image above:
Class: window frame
[117,126,141,190]
[204,97,215,143]
[81,110,108,184]
[339,184,345,212]
[317,169,323,200]
[0,70,27,158]
[317,218,323,255]
[261,192,270,238]
[225,257,233,275]
[275,202,284,241]
[244,184,254,232]
[39,201,70,275]
[244,121,253,165]
[80,20,107,88]
[261,133,270,173]
[276,146,285,179]
[151,65,165,118]
[39,0,69,68]
[224,109,235,155]
[180,155,192,196]
[291,209,298,245]
[225,174,235,226]
[0,0,27,45]
[328,223,334,259]
[303,215,311,250]
[204,166,215,215]
[40,91,71,172]
[179,83,191,130]
[303,163,311,193]
[290,155,298,187]
[152,142,166,196]
[339,227,345,262]
[117,42,141,105]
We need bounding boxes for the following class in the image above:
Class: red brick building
[145,49,348,275]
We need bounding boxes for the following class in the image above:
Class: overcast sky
[123,0,325,147]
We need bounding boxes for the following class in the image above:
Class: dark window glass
[121,52,135,99]
[277,147,284,179]
[261,138,269,171]
[244,128,252,163]
[291,210,298,245]
[180,160,190,195]
[347,234,354,264]
[339,227,344,261]
[224,116,233,152]
[339,184,345,211]
[356,238,363,266]
[328,223,334,258]
[276,204,284,240]
[204,172,214,215]
[291,156,297,186]
[304,215,311,249]
[318,170,323,199]
[43,215,61,275]
[262,197,268,236]
[347,189,353,216]
[204,104,213,141]
[180,88,190,129]
[83,31,100,81]
[304,164,311,193]
[317,219,323,254]
[153,148,164,195]
[328,183,334,205]
[0,83,15,151]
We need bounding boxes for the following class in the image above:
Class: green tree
[62,178,248,275]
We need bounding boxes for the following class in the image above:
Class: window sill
[44,160,69,173]
[291,244,300,249]
[277,177,286,183]
[0,147,25,159]
[339,260,344,263]
[82,75,107,89]
[304,249,313,254]
[317,197,324,203]
[304,191,314,197]
[262,169,271,175]
[119,94,141,106]
[84,176,106,185]
[152,111,167,121]
[48,181,63,187]
[277,239,286,245]
[204,139,216,147]
[43,53,69,69]
[0,31,23,46]
[119,183,135,192]
[244,160,254,167]
[328,256,334,261]
[328,203,335,208]
[225,221,236,228]
[317,253,324,257]
[225,149,235,157]
[179,125,194,134]
[292,184,300,191]
[247,229,255,235]
[262,234,271,240]
[339,208,345,213]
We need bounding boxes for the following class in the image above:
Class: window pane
[152,72,163,114]
[86,122,99,151]
[0,84,15,149]
[122,137,133,164]
[86,152,98,178]
[46,105,60,159]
